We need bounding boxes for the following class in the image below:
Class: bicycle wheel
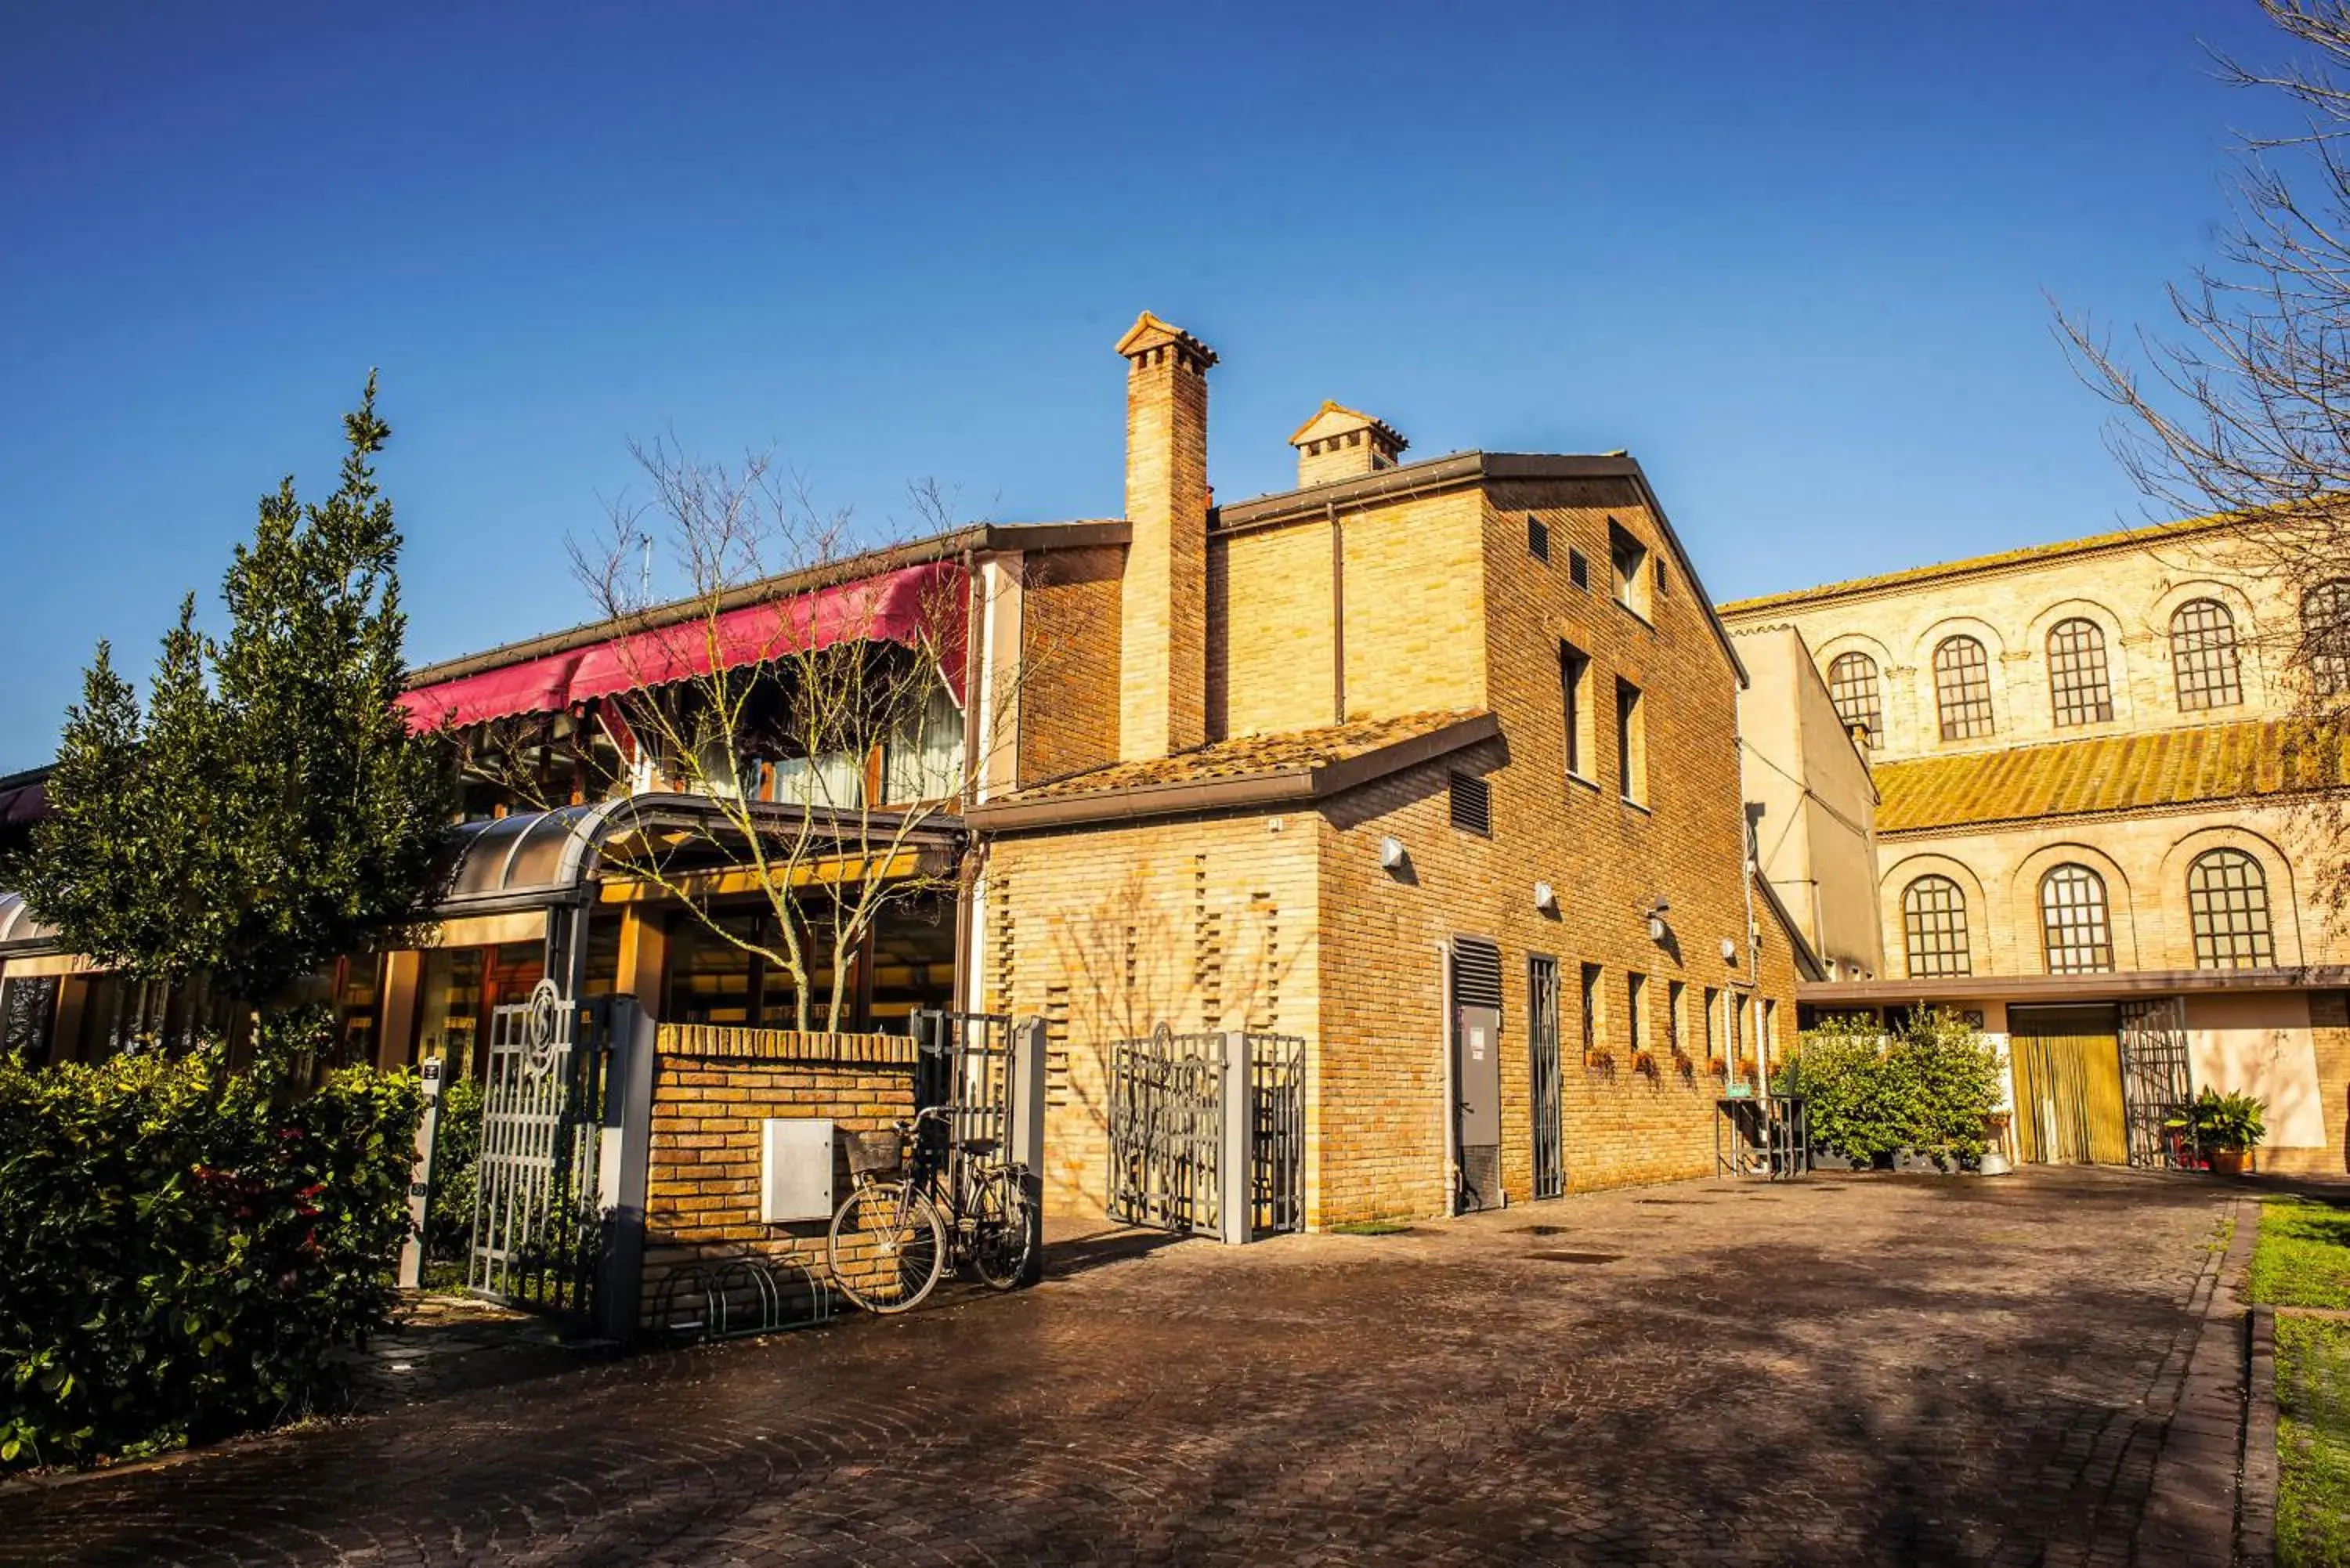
[827,1181,947,1314]
[970,1165,1034,1291]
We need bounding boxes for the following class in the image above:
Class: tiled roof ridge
[1003,707,1491,804]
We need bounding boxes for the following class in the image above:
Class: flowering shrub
[0,1044,419,1469]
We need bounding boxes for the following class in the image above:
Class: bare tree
[461,441,1032,1033]
[2059,0,2350,907]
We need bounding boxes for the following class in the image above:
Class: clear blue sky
[0,2,2280,771]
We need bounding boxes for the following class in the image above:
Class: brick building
[1722,518,2350,1173]
[0,312,1804,1229]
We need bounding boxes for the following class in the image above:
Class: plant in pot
[1632,1050,1659,1078]
[2170,1089,2267,1175]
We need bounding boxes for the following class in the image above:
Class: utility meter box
[759,1118,834,1223]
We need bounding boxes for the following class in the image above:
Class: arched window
[2170,598,2243,711]
[1933,636,1995,740]
[2039,864,2115,974]
[1826,652,1882,744]
[1901,876,1972,978]
[2047,618,2114,727]
[2187,848,2275,969]
[2305,579,2350,696]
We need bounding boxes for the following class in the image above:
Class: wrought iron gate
[2120,996,2195,1169]
[1109,1025,1304,1241]
[913,1010,1012,1158]
[468,981,608,1317]
[1528,956,1564,1200]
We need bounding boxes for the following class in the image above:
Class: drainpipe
[1328,501,1347,725]
[1440,940,1459,1216]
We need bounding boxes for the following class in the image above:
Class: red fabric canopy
[400,561,968,735]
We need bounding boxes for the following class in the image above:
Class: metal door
[1528,956,1564,1199]
[1452,938,1505,1212]
[2008,1005,2128,1166]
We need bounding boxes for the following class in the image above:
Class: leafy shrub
[1779,1007,2003,1169]
[0,1045,420,1470]
[424,1074,483,1266]
[2171,1087,2269,1154]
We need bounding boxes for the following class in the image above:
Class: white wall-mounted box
[760,1118,835,1223]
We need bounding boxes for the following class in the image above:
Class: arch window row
[1829,599,2271,749]
[1896,849,2279,978]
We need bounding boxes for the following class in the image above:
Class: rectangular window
[1580,963,1602,1059]
[1615,678,1647,805]
[1627,972,1647,1056]
[1668,979,1685,1057]
[1703,985,1719,1060]
[1560,641,1593,781]
[1567,549,1589,591]
[1763,998,1778,1057]
[1526,515,1550,563]
[1609,521,1652,618]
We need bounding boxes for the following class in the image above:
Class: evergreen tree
[7,378,451,1010]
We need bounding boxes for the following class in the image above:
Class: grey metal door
[1452,938,1505,1212]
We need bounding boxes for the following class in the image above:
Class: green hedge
[1780,1007,2004,1169]
[0,1045,421,1469]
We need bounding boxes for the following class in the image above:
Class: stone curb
[2243,1302,2280,1567]
[2134,1194,2258,1567]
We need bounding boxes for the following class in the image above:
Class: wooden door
[2009,1005,2128,1165]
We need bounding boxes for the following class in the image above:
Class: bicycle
[826,1104,1035,1313]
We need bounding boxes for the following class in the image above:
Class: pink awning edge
[400,561,969,735]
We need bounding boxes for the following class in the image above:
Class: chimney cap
[1288,400,1408,456]
[1116,310,1219,367]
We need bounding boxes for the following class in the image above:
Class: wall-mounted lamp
[1720,936,1739,964]
[1643,895,1671,943]
[1379,836,1407,871]
[1533,881,1557,912]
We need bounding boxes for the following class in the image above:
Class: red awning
[400,561,968,735]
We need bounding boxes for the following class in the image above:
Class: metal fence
[468,981,608,1318]
[1109,1025,1305,1242]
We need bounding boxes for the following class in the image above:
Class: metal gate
[2120,996,2196,1169]
[468,981,608,1317]
[1528,956,1564,1200]
[1109,1025,1304,1241]
[913,1010,1012,1156]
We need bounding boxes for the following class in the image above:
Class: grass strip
[2251,1198,2350,1310]
[2279,1314,2350,1566]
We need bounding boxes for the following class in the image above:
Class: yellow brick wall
[1209,522,1337,739]
[642,1033,916,1326]
[1018,544,1124,788]
[979,814,1319,1220]
[1337,489,1490,720]
[2310,989,2350,1176]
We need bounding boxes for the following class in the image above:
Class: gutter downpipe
[962,547,998,1017]
[954,547,982,1021]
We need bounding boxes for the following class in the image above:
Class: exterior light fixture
[1533,881,1557,912]
[1721,937,1739,964]
[1643,895,1670,942]
[1379,836,1407,871]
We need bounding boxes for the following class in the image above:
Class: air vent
[1452,936,1504,1010]
[1567,548,1589,590]
[1526,515,1550,563]
[1449,772,1492,835]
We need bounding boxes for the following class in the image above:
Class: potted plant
[2170,1089,2268,1175]
[1585,1048,1616,1077]
[1632,1050,1659,1078]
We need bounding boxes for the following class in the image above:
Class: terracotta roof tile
[1874,718,2348,833]
[1008,710,1490,803]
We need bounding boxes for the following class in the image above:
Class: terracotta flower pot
[2209,1148,2249,1176]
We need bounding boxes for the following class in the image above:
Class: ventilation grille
[1567,548,1589,590]
[1526,515,1551,563]
[1452,936,1504,1010]
[1449,772,1491,835]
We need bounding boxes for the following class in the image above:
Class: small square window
[1567,550,1589,590]
[1526,515,1550,563]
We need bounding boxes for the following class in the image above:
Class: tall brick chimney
[1115,311,1217,761]
[1289,402,1407,489]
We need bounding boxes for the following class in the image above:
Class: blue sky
[0,2,2279,771]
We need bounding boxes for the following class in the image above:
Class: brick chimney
[1115,311,1216,761]
[1289,402,1407,489]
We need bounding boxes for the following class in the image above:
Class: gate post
[1012,1016,1048,1284]
[396,1057,446,1289]
[1220,1031,1253,1246]
[592,997,656,1342]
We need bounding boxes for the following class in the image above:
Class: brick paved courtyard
[0,1168,2237,1566]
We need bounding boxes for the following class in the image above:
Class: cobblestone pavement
[0,1168,2236,1566]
